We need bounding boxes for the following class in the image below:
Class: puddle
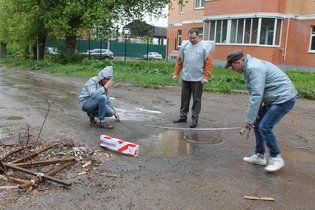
[6,116,24,121]
[183,132,225,144]
[136,130,227,157]
[136,130,315,162]
[136,130,195,157]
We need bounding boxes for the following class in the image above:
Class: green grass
[0,57,314,100]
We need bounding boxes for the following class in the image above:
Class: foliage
[0,0,172,60]
[124,20,154,38]
[49,49,85,65]
[0,0,47,46]
[286,71,315,100]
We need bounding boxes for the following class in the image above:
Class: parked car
[82,49,114,59]
[142,52,163,60]
[46,47,58,55]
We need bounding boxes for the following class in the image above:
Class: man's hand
[245,123,254,130]
[201,78,208,84]
[173,75,178,80]
[114,113,120,122]
[104,79,113,89]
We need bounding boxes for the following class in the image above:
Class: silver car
[83,49,114,59]
[46,47,58,54]
[142,52,163,60]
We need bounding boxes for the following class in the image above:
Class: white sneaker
[243,153,267,166]
[265,155,285,172]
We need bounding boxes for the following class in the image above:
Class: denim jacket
[243,55,297,124]
[78,66,114,110]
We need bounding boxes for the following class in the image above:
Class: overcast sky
[143,6,168,27]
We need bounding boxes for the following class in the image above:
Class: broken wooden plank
[3,162,71,187]
[243,195,275,201]
[18,161,75,189]
[14,157,76,168]
[7,176,32,185]
[10,144,58,164]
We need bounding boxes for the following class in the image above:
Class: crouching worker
[79,66,120,129]
[225,50,297,172]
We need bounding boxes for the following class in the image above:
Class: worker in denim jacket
[225,50,297,172]
[79,66,120,129]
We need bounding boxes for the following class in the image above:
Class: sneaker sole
[265,163,285,172]
[243,158,267,166]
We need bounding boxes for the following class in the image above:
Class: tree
[0,0,49,60]
[0,0,9,58]
[0,0,176,61]
[43,0,171,54]
[124,20,154,38]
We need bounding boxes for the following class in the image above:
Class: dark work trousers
[179,80,203,122]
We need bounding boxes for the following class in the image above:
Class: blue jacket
[243,55,297,124]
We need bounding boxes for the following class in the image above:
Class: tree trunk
[33,45,37,60]
[64,17,81,54]
[0,42,7,58]
[36,35,46,60]
[65,35,77,54]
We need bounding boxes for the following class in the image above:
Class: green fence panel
[45,39,166,59]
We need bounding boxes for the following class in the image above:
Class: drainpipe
[283,17,290,61]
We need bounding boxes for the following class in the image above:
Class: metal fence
[46,39,166,60]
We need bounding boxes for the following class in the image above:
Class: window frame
[177,30,182,49]
[309,26,315,53]
[195,0,205,9]
[205,17,283,47]
[179,0,184,14]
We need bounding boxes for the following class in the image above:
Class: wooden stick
[7,176,32,185]
[243,195,275,201]
[14,157,76,167]
[11,144,57,164]
[33,99,51,147]
[18,161,75,189]
[3,163,71,187]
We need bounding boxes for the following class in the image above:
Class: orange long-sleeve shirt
[173,52,213,81]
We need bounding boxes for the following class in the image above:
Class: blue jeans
[254,98,295,157]
[81,95,114,121]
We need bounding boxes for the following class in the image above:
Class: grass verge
[0,57,314,100]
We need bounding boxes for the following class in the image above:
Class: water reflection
[136,130,195,157]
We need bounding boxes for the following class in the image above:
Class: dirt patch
[1,67,315,209]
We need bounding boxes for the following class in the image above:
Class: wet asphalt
[1,67,315,209]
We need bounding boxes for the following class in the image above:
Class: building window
[206,17,282,46]
[193,28,204,40]
[260,18,275,45]
[215,20,227,43]
[195,0,204,9]
[310,26,315,52]
[177,30,182,48]
[180,0,184,13]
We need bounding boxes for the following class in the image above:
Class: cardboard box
[99,135,139,157]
